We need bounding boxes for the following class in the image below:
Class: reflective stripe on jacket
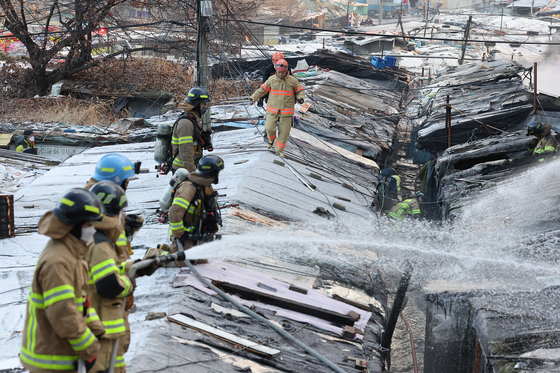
[388,199,421,221]
[250,74,304,117]
[529,134,559,162]
[21,212,100,372]
[169,173,215,238]
[16,139,38,154]
[85,228,133,340]
[172,102,203,173]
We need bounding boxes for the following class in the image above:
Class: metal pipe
[534,62,538,112]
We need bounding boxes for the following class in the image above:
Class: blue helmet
[92,154,135,186]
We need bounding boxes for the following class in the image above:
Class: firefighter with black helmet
[171,86,214,174]
[145,155,224,264]
[527,121,558,162]
[21,188,105,373]
[168,154,224,257]
[86,181,154,372]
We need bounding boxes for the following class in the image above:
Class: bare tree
[0,0,261,97]
[0,0,171,96]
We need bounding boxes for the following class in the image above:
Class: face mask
[28,136,35,142]
[200,106,208,115]
[81,225,96,243]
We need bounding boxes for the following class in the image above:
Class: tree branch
[43,0,58,49]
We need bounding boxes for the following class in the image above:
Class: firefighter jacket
[16,139,38,155]
[21,211,101,373]
[85,178,129,261]
[260,65,293,103]
[169,173,216,239]
[529,123,558,161]
[250,73,304,117]
[85,215,133,341]
[172,102,203,173]
[388,199,421,221]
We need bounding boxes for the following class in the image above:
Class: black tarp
[213,52,409,87]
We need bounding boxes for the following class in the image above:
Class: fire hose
[86,248,346,373]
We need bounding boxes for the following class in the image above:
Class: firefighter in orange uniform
[250,59,305,158]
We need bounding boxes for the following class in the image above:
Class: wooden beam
[212,281,356,326]
[168,314,281,358]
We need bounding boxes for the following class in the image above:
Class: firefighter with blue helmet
[84,155,144,366]
[87,154,136,191]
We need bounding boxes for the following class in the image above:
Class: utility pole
[534,62,538,112]
[500,4,504,31]
[531,0,534,15]
[398,11,407,46]
[458,15,472,65]
[197,0,212,131]
[346,0,350,27]
[379,0,384,25]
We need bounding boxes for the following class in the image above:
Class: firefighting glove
[74,357,97,372]
[125,214,144,242]
[135,260,159,277]
[527,137,539,150]
[257,98,264,107]
[125,293,134,311]
[296,98,304,104]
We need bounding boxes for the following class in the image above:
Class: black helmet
[53,188,105,226]
[186,86,212,107]
[415,191,426,199]
[90,180,128,217]
[196,155,224,178]
[527,122,544,136]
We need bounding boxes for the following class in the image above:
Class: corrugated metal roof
[0,134,13,148]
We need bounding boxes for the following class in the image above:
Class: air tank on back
[154,123,172,164]
[159,168,189,210]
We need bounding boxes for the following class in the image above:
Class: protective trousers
[94,311,129,372]
[265,113,293,154]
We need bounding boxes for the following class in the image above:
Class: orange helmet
[272,51,284,63]
[275,59,288,72]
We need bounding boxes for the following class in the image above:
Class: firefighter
[84,153,142,258]
[171,86,213,174]
[164,155,224,261]
[372,163,402,212]
[250,59,305,158]
[388,191,424,221]
[84,154,143,370]
[86,181,155,372]
[16,129,38,155]
[20,188,105,373]
[527,121,558,162]
[257,52,291,108]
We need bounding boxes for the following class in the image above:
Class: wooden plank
[213,281,356,326]
[0,148,60,165]
[332,294,372,312]
[168,314,281,358]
